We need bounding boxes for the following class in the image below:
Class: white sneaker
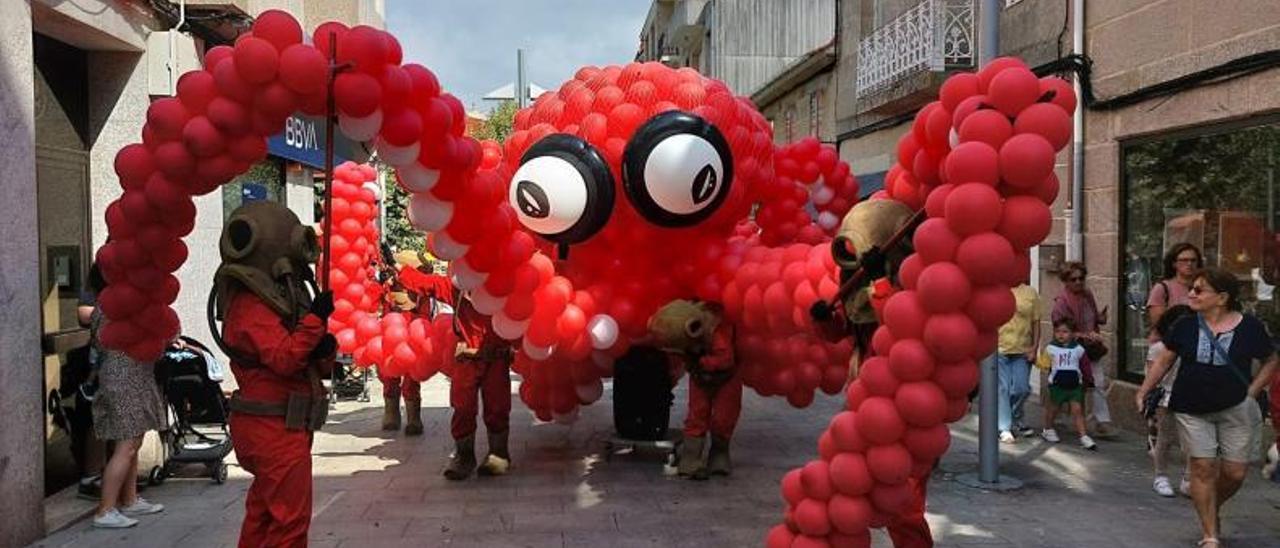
[1079,435,1098,450]
[1179,476,1192,497]
[1041,429,1060,443]
[1153,475,1175,497]
[999,430,1016,444]
[93,508,138,529]
[119,497,165,516]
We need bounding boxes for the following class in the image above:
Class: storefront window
[222,158,286,222]
[1119,119,1280,382]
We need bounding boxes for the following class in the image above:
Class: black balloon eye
[622,111,734,228]
[515,180,550,219]
[508,134,615,246]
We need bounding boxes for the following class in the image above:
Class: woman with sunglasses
[1137,268,1278,548]
[1051,262,1114,437]
[1148,243,1204,326]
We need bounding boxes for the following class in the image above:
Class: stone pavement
[32,374,1280,548]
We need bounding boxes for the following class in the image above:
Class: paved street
[33,375,1280,548]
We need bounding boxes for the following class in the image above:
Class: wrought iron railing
[856,0,976,98]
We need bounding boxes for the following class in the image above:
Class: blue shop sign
[241,183,267,202]
[266,114,364,169]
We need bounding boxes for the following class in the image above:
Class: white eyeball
[510,155,589,237]
[623,111,733,227]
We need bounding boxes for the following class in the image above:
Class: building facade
[1,1,381,544]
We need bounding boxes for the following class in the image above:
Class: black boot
[707,436,732,476]
[442,435,476,480]
[381,394,401,431]
[477,430,511,476]
[403,400,423,436]
[678,435,708,480]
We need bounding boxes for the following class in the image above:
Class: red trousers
[846,475,933,547]
[683,374,743,439]
[380,374,421,403]
[229,413,312,548]
[450,359,511,440]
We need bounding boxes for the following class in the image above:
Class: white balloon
[376,138,420,167]
[575,380,604,404]
[817,211,840,231]
[552,407,579,425]
[338,110,382,142]
[397,163,441,193]
[430,232,469,261]
[811,185,835,206]
[587,314,619,350]
[407,193,453,232]
[522,338,555,361]
[361,182,382,202]
[469,284,506,315]
[491,311,529,340]
[449,258,487,290]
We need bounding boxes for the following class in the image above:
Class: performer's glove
[810,300,835,322]
[858,246,888,280]
[310,290,335,320]
[309,333,338,360]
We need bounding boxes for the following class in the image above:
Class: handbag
[1080,337,1108,361]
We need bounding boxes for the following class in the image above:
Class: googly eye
[622,111,733,227]
[508,134,615,246]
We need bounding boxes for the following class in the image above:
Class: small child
[1040,318,1097,450]
[1145,304,1192,497]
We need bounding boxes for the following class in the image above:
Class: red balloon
[923,313,977,363]
[915,262,971,314]
[957,109,1013,150]
[380,108,423,147]
[234,37,280,85]
[955,232,1015,286]
[1040,76,1077,115]
[896,134,921,172]
[951,94,986,130]
[251,10,303,51]
[866,443,913,485]
[943,141,1000,187]
[883,291,927,340]
[255,82,298,118]
[903,424,951,461]
[856,396,906,446]
[278,44,327,95]
[828,494,874,535]
[153,141,195,179]
[858,357,899,397]
[888,339,936,382]
[911,218,961,265]
[228,134,268,163]
[829,411,867,453]
[114,144,154,186]
[176,71,219,112]
[986,67,1040,117]
[932,360,979,399]
[998,195,1053,250]
[870,482,915,515]
[794,499,831,537]
[939,72,980,112]
[203,45,234,71]
[801,460,834,501]
[829,453,873,496]
[344,25,389,74]
[147,98,190,141]
[965,285,1017,332]
[922,183,953,220]
[213,61,257,103]
[870,325,895,357]
[999,134,1056,188]
[312,22,349,57]
[335,72,382,117]
[944,183,1002,236]
[765,525,796,548]
[181,116,226,157]
[1014,102,1071,151]
[895,381,948,427]
[977,57,1030,92]
[782,468,806,505]
[207,97,251,136]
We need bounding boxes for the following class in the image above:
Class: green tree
[381,164,425,254]
[472,100,518,143]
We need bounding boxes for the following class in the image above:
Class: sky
[388,0,651,114]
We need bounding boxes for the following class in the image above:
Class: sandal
[1196,538,1220,547]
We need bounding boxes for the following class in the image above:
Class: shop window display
[1120,120,1280,381]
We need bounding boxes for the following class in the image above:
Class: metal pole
[1068,0,1085,261]
[321,31,338,293]
[978,0,999,65]
[516,48,528,108]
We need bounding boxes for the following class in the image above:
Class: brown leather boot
[403,400,423,436]
[707,436,732,476]
[442,435,476,481]
[381,394,401,431]
[477,430,511,476]
[677,435,707,480]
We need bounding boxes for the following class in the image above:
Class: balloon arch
[96,10,1072,546]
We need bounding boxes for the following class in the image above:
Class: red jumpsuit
[683,323,742,439]
[450,296,512,440]
[225,292,329,548]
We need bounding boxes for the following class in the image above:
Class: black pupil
[516,180,550,219]
[692,164,717,205]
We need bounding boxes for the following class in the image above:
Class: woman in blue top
[1137,268,1278,548]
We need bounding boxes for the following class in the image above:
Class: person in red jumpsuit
[378,258,453,435]
[210,202,337,548]
[649,300,741,479]
[443,291,514,480]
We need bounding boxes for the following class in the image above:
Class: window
[1118,119,1280,382]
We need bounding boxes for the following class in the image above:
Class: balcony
[855,0,976,98]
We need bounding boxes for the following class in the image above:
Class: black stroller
[151,336,233,484]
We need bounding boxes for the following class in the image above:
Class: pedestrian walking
[1039,318,1098,450]
[1051,262,1115,437]
[996,280,1043,442]
[1144,304,1193,497]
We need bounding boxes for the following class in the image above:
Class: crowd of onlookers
[994,244,1280,548]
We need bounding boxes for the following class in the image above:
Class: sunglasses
[1189,285,1216,295]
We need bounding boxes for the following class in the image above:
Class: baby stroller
[151,336,233,484]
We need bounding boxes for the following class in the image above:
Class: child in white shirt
[1041,318,1097,450]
